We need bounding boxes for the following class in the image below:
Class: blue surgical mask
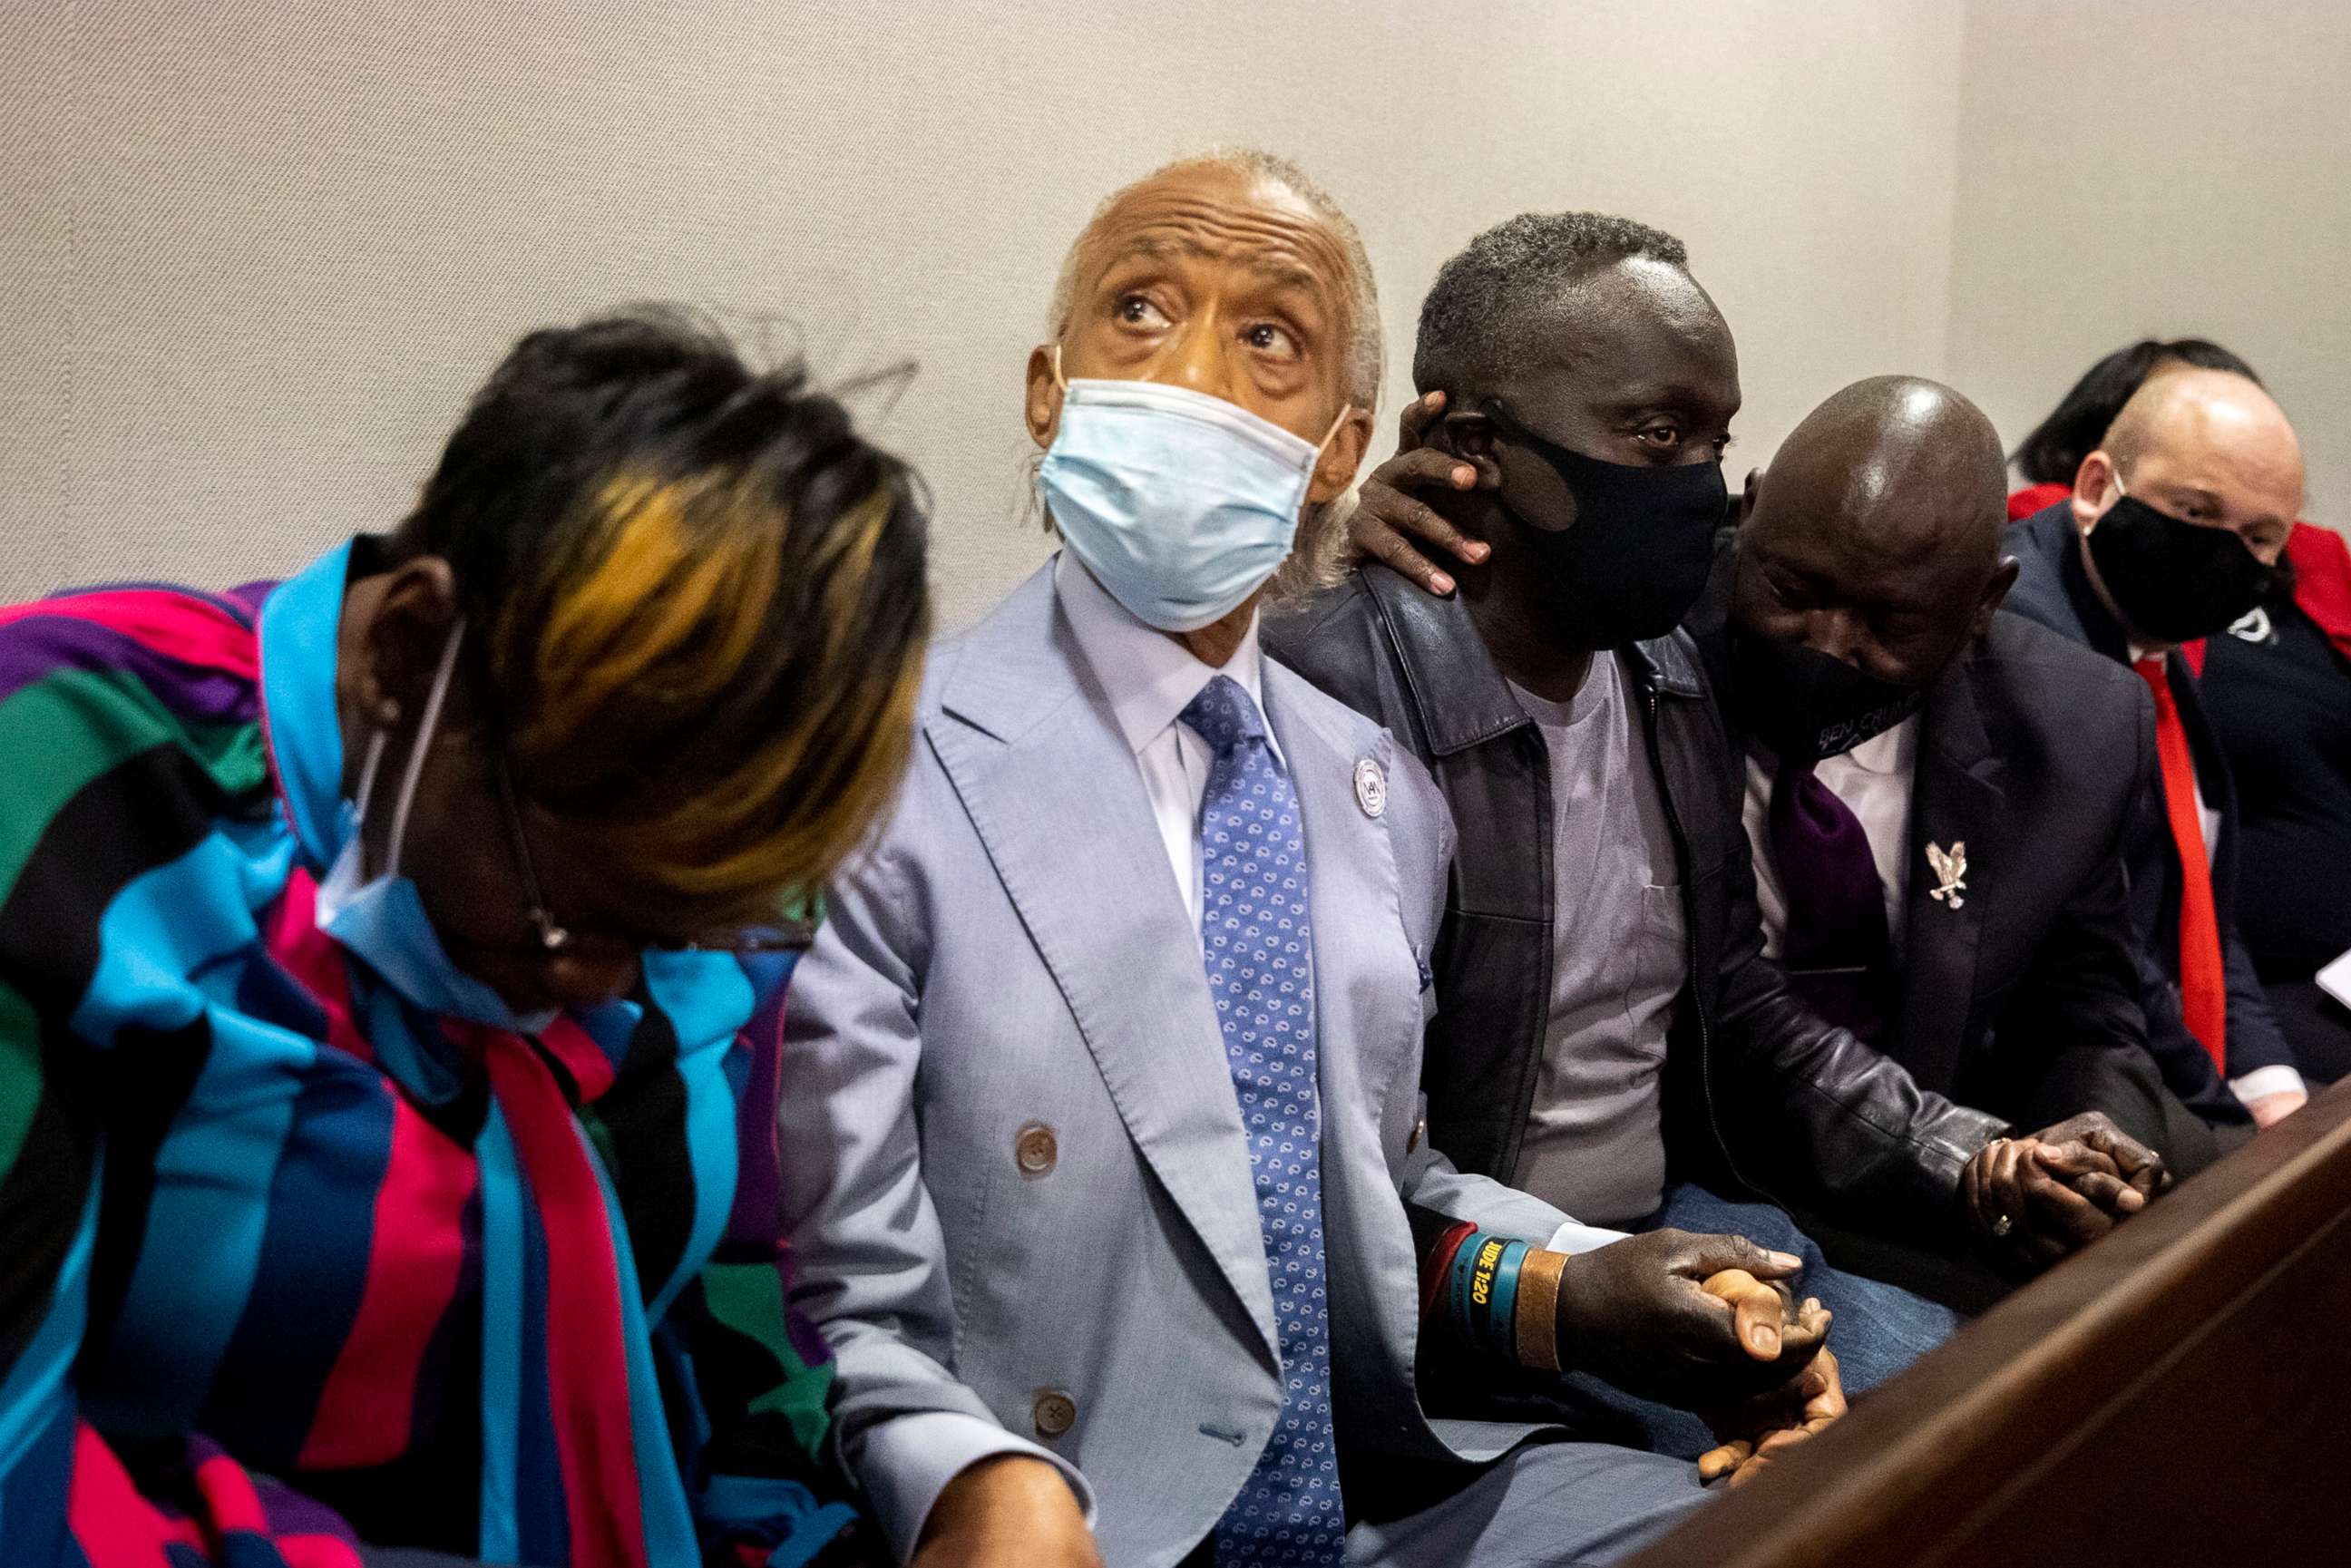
[1038,348,1349,631]
[314,619,561,1036]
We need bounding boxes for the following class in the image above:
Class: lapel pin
[1927,841,1967,909]
[1354,757,1387,819]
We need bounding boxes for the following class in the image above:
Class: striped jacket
[0,541,855,1567]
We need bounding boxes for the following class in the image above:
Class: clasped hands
[1549,1229,1843,1489]
[1960,1111,2170,1271]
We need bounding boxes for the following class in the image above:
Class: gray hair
[1413,211,1688,395]
[1046,146,1384,412]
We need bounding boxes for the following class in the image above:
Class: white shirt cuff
[1546,1220,1634,1254]
[854,1410,1096,1563]
[2229,1065,2307,1105]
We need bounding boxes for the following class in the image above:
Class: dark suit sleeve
[2220,910,2297,1079]
[1710,826,2008,1230]
[1982,691,2197,1154]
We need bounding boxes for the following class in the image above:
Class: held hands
[1696,1312,1846,1488]
[1552,1229,1829,1407]
[912,1456,1101,1568]
[1961,1111,2171,1271]
[1344,392,1494,596]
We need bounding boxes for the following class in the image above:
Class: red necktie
[2135,657,2228,1069]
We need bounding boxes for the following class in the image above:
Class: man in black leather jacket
[1266,215,2165,1322]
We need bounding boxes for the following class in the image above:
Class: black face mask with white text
[1485,404,1729,648]
[2086,492,2278,643]
[1731,622,1927,764]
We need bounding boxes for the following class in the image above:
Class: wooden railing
[1626,1078,2351,1567]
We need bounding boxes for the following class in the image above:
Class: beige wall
[1,0,1967,627]
[1946,0,2351,521]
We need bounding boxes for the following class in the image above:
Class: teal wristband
[1482,1240,1530,1359]
[1460,1233,1525,1359]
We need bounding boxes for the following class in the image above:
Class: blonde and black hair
[397,307,930,918]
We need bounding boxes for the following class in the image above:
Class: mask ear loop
[352,731,389,828]
[1305,400,1357,494]
[1314,401,1352,456]
[1050,342,1067,393]
[384,618,467,881]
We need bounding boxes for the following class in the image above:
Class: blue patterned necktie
[1181,674,1346,1566]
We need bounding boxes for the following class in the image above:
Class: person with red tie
[2002,367,2309,1128]
[2005,337,2351,1089]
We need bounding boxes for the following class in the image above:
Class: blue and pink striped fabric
[0,541,856,1566]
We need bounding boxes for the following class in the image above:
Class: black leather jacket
[1264,566,2006,1234]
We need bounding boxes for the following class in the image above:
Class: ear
[348,556,462,736]
[1734,466,1763,531]
[2072,451,2116,533]
[1434,410,1504,487]
[1308,405,1375,506]
[1024,345,1065,451]
[1973,555,2021,637]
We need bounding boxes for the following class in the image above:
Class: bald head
[1732,376,2018,687]
[2091,369,2303,560]
[1764,376,2008,563]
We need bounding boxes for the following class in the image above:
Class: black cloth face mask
[1484,404,1729,648]
[2086,490,2278,643]
[1731,621,1928,765]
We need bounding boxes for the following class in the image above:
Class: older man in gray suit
[781,151,1841,1568]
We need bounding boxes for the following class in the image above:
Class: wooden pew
[1626,1078,2351,1568]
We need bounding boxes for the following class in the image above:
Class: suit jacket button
[1015,1122,1058,1175]
[1033,1389,1078,1437]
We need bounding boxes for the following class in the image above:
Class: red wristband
[1420,1221,1478,1319]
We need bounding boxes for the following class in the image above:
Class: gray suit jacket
[780,562,1582,1566]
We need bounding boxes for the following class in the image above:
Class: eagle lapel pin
[1927,841,1967,909]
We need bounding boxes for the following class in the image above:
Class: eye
[1634,422,1685,451]
[1765,568,1814,609]
[1243,320,1300,360]
[1115,293,1171,329]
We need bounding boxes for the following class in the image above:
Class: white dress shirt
[1742,716,1920,960]
[1056,551,1283,935]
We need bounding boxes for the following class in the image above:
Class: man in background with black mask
[2005,367,2310,1129]
[1269,217,2171,1411]
[1694,378,2220,1223]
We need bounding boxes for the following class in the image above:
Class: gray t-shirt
[1507,654,1687,1227]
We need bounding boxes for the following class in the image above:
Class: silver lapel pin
[1354,757,1387,819]
[1926,841,1967,909]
